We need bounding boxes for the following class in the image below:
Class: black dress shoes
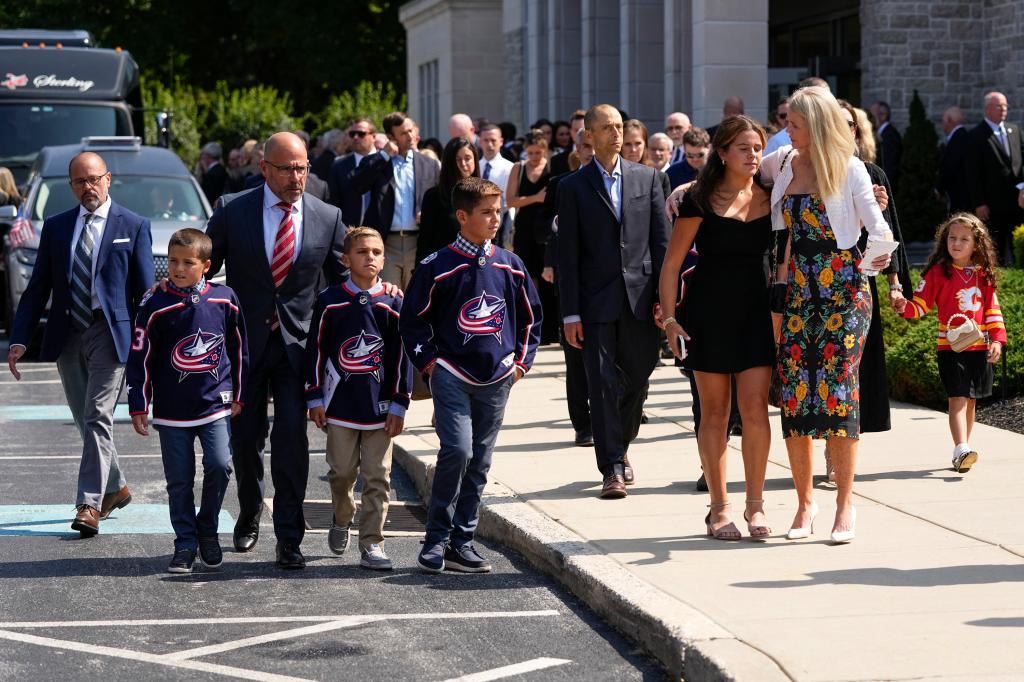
[233,517,260,553]
[276,542,306,570]
[574,428,594,447]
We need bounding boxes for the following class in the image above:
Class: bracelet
[889,282,903,292]
[662,316,679,330]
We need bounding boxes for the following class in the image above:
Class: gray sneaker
[328,521,351,555]
[359,543,393,571]
[953,450,978,473]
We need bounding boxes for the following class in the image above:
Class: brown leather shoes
[100,486,132,519]
[600,465,628,499]
[623,457,635,486]
[71,505,99,536]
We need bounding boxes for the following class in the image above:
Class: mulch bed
[975,395,1024,436]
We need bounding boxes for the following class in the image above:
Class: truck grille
[153,255,168,282]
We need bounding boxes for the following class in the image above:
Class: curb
[392,434,791,682]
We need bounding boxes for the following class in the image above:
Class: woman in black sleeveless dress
[658,115,776,541]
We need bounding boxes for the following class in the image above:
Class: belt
[390,229,419,236]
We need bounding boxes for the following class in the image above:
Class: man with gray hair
[664,112,691,165]
[648,132,674,172]
[870,100,902,190]
[448,113,476,145]
[937,106,970,214]
[199,141,228,204]
[311,128,344,180]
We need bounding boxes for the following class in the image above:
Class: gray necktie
[70,213,97,331]
[999,125,1011,156]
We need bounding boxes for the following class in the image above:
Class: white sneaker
[360,543,393,571]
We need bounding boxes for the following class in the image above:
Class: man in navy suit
[8,151,154,535]
[206,132,347,569]
[557,104,670,499]
[350,111,440,288]
[936,106,971,214]
[328,117,377,227]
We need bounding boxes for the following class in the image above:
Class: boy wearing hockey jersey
[128,229,248,574]
[305,227,412,570]
[401,177,542,574]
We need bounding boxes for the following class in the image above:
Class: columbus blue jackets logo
[457,289,506,343]
[171,328,225,381]
[338,330,385,381]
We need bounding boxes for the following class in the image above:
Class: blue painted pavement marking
[0,404,135,421]
[0,505,234,536]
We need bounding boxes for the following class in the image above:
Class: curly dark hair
[922,212,999,287]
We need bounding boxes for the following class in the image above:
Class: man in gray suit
[350,111,440,288]
[205,132,347,569]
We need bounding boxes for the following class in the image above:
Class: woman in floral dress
[759,87,894,543]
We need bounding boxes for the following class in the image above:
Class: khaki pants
[382,232,418,289]
[326,425,392,549]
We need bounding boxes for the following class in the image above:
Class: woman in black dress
[416,137,479,263]
[658,116,776,540]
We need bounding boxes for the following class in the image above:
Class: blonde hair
[853,108,876,163]
[788,87,855,199]
[0,167,19,200]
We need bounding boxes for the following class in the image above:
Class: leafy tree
[141,77,203,167]
[204,81,296,151]
[314,81,407,133]
[895,91,946,242]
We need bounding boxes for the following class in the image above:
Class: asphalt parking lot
[0,349,664,681]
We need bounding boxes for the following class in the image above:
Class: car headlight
[14,248,37,266]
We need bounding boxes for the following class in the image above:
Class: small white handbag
[946,313,985,353]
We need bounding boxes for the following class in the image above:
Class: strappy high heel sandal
[743,499,772,540]
[704,501,742,541]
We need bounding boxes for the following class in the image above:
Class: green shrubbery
[142,79,404,168]
[880,268,1024,406]
[1013,224,1024,267]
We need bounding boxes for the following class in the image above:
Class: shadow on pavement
[731,564,1024,589]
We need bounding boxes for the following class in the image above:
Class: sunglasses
[685,151,706,159]
[348,130,369,138]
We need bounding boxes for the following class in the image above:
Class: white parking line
[163,617,379,661]
[441,657,573,681]
[0,629,311,682]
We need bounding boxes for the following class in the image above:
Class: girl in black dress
[416,137,479,263]
[658,116,776,540]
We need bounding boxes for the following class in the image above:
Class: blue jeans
[426,366,514,547]
[157,417,233,551]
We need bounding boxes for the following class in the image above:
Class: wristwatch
[889,282,903,292]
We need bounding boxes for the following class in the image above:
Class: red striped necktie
[270,201,296,330]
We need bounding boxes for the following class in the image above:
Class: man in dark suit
[8,151,153,535]
[557,104,670,499]
[328,117,377,227]
[350,111,440,288]
[199,142,229,205]
[871,101,902,191]
[936,106,971,214]
[311,129,343,181]
[666,127,710,190]
[206,132,347,569]
[966,91,1023,265]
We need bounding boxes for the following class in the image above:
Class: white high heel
[830,507,857,544]
[786,501,819,540]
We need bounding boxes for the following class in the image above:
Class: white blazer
[761,145,892,249]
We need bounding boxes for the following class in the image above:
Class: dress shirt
[262,186,304,265]
[877,121,890,135]
[388,149,417,231]
[70,196,111,311]
[765,127,791,155]
[598,156,623,221]
[984,117,1011,156]
[946,124,964,143]
[480,154,513,208]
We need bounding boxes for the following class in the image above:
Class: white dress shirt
[984,117,1012,156]
[480,154,513,207]
[262,186,304,265]
[69,196,111,311]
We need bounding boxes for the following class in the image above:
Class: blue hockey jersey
[400,237,542,385]
[127,282,248,427]
[304,279,412,430]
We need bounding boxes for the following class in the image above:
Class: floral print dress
[776,194,872,439]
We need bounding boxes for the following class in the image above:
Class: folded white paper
[859,240,899,276]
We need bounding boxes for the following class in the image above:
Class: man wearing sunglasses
[8,151,154,536]
[666,127,711,189]
[327,118,378,227]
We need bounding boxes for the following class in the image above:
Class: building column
[619,0,664,129]
[525,0,550,126]
[663,0,692,118]
[580,0,619,108]
[503,0,527,129]
[690,0,769,128]
[546,0,582,120]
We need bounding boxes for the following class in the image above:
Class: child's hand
[309,406,327,428]
[231,401,242,417]
[988,341,1003,363]
[131,413,149,436]
[384,413,404,438]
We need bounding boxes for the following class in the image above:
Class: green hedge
[880,268,1024,406]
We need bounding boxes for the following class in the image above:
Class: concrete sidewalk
[393,346,1024,681]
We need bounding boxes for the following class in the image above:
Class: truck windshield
[0,103,131,166]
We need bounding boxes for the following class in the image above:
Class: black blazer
[311,148,336,181]
[877,123,903,188]
[415,186,460,262]
[549,150,572,177]
[556,158,670,323]
[936,126,972,213]
[966,120,1024,217]
[206,187,346,375]
[327,153,366,227]
[350,150,440,237]
[200,163,228,204]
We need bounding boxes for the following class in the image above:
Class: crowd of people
[4,77,1013,574]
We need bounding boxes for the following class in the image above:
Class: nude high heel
[704,501,741,541]
[830,506,857,544]
[743,499,771,540]
[786,501,819,540]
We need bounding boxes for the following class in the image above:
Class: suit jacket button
[620,242,626,248]
[622,267,627,273]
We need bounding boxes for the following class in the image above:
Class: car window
[33,176,208,222]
